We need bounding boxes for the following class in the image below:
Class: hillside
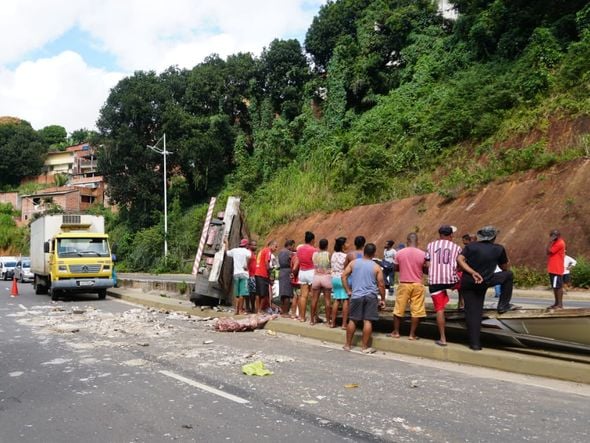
[268,157,590,269]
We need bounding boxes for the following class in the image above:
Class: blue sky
[0,0,326,132]
[22,27,120,71]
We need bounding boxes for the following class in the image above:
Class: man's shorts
[248,277,256,295]
[428,283,454,312]
[394,283,426,318]
[255,276,271,297]
[563,274,571,284]
[349,295,379,321]
[298,269,314,285]
[549,273,563,289]
[311,273,332,290]
[233,276,249,297]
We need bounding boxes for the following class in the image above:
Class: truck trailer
[30,214,114,300]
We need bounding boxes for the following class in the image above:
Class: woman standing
[278,240,296,317]
[330,237,349,329]
[311,239,332,325]
[297,231,316,322]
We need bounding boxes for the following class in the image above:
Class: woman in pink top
[297,231,316,322]
[311,238,332,326]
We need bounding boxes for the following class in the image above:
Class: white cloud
[76,0,325,70]
[0,51,124,132]
[0,0,326,131]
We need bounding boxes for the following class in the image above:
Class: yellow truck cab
[31,214,114,301]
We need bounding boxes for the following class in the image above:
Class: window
[57,238,110,257]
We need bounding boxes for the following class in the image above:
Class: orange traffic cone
[10,276,19,297]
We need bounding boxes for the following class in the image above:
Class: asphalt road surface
[1,280,589,442]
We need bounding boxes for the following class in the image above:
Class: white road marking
[159,370,249,405]
[19,304,27,310]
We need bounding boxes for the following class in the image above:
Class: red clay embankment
[268,158,590,268]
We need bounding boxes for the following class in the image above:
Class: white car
[13,259,33,283]
[0,257,17,280]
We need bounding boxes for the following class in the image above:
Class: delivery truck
[30,214,114,300]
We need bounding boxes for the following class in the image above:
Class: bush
[512,265,547,288]
[571,256,590,288]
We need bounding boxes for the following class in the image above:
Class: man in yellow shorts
[391,233,427,340]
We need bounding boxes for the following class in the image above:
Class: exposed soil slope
[268,158,590,269]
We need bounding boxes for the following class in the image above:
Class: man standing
[255,240,278,314]
[547,229,566,309]
[457,226,515,351]
[344,236,366,268]
[391,233,426,340]
[246,240,258,313]
[563,253,577,291]
[382,240,396,296]
[426,225,462,346]
[341,243,385,354]
[224,238,252,315]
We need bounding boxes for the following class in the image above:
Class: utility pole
[147,134,172,258]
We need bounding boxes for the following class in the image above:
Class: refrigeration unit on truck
[30,214,114,301]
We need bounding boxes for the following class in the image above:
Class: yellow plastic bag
[242,360,273,376]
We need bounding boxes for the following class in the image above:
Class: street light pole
[147,134,172,258]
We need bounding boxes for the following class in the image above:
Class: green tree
[259,39,310,121]
[97,71,173,229]
[0,120,47,186]
[70,128,98,145]
[38,124,67,148]
[305,0,371,71]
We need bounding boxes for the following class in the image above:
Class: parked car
[14,258,33,283]
[0,257,17,280]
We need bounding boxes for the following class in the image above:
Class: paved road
[1,280,589,442]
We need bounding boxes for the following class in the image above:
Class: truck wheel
[34,277,48,294]
[98,290,107,300]
[50,288,60,301]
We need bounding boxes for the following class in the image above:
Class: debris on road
[344,383,359,389]
[214,314,277,332]
[242,360,273,376]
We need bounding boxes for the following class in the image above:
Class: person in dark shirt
[457,226,516,351]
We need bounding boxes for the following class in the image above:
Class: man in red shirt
[547,229,566,309]
[391,233,427,340]
[246,240,258,313]
[255,240,278,314]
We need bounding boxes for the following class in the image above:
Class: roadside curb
[107,289,590,385]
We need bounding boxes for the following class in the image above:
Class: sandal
[361,347,376,354]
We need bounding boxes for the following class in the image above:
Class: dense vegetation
[3,1,590,275]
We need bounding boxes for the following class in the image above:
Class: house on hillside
[13,142,111,222]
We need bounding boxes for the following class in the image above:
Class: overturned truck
[190,197,249,307]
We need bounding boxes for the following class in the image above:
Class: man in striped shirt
[425,225,462,346]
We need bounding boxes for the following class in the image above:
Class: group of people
[224,226,571,352]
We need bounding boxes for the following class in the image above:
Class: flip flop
[435,340,447,347]
[389,333,400,339]
[361,347,376,354]
[408,336,420,341]
[342,345,351,352]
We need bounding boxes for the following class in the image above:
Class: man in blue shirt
[341,243,386,354]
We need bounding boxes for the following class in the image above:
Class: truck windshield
[57,238,110,257]
[4,261,16,267]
